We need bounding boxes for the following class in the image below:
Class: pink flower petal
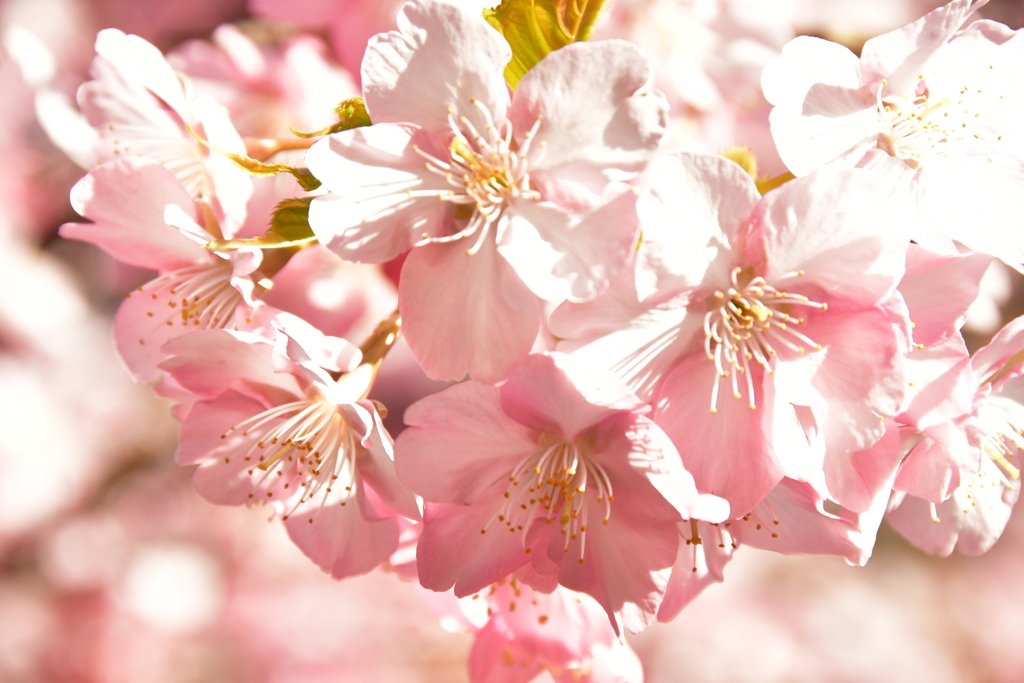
[775,307,907,454]
[900,245,992,346]
[762,36,878,176]
[396,381,537,505]
[550,273,698,401]
[967,314,1024,383]
[283,481,401,579]
[60,157,202,271]
[657,521,736,623]
[177,392,294,505]
[634,153,760,302]
[416,488,537,597]
[732,478,863,563]
[357,406,422,521]
[594,413,729,523]
[899,334,974,432]
[91,28,189,119]
[887,457,1019,557]
[306,123,454,263]
[656,353,781,516]
[499,354,642,439]
[399,239,542,383]
[112,272,237,384]
[824,418,902,513]
[750,169,908,310]
[895,423,968,502]
[361,0,511,137]
[509,40,667,176]
[497,188,639,304]
[551,453,679,634]
[860,0,978,95]
[160,329,303,405]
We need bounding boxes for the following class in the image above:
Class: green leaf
[291,97,373,138]
[204,197,317,251]
[187,124,322,190]
[483,0,606,89]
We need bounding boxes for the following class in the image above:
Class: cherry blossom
[59,156,272,383]
[426,578,642,683]
[553,152,911,515]
[160,327,419,578]
[24,0,1024,676]
[305,0,667,381]
[72,28,253,232]
[888,314,1024,555]
[396,352,727,633]
[762,0,1024,265]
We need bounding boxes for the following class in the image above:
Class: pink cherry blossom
[426,578,642,683]
[396,352,727,634]
[305,0,668,382]
[59,156,272,383]
[890,246,987,492]
[72,28,252,232]
[762,0,1024,265]
[554,153,911,515]
[888,314,1024,555]
[160,327,419,578]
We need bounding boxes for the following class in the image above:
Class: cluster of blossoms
[52,0,1024,679]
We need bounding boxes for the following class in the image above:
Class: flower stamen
[221,392,359,519]
[409,100,542,254]
[703,266,826,411]
[491,434,613,562]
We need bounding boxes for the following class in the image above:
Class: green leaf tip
[483,0,607,89]
[204,197,317,251]
[291,97,373,138]
[186,123,322,191]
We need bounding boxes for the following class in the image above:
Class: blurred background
[2,0,1023,680]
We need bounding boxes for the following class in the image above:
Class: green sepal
[291,97,373,138]
[204,197,317,251]
[483,0,606,90]
[187,124,322,191]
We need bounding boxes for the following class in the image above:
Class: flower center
[491,433,613,563]
[220,391,358,519]
[127,260,246,347]
[412,98,543,255]
[703,266,826,412]
[875,78,1003,170]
